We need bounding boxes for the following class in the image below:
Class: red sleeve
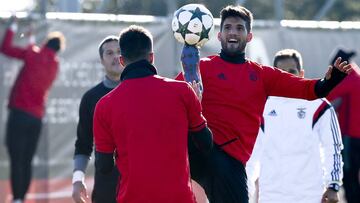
[1,29,27,59]
[312,100,331,128]
[326,70,352,101]
[326,87,343,102]
[93,99,115,153]
[184,83,206,132]
[262,65,318,100]
[175,72,184,81]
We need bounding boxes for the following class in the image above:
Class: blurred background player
[327,48,360,203]
[1,16,65,203]
[246,49,343,203]
[72,36,123,203]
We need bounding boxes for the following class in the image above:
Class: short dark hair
[220,5,253,32]
[119,25,153,63]
[45,31,65,52]
[273,49,303,71]
[98,36,119,59]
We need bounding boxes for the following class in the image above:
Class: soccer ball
[172,4,214,47]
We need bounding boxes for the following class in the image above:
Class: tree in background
[328,0,360,21]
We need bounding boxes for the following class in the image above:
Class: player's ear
[299,69,305,78]
[148,52,154,64]
[119,55,125,67]
[246,32,253,42]
[217,32,221,41]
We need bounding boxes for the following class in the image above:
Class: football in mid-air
[171,4,214,47]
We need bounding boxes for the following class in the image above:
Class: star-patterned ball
[172,4,214,47]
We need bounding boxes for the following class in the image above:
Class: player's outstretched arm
[1,15,29,59]
[315,57,352,98]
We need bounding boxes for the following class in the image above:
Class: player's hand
[72,181,88,203]
[7,15,18,32]
[8,15,17,25]
[321,188,339,203]
[190,80,202,101]
[325,57,352,80]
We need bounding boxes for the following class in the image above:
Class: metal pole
[39,0,47,17]
[314,0,336,20]
[274,0,284,21]
[167,0,177,16]
[236,0,247,5]
[167,0,180,75]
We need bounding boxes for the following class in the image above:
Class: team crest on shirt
[297,107,306,119]
[217,73,227,80]
[249,71,258,81]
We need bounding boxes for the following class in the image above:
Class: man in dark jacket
[72,36,123,203]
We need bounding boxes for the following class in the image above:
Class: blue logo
[217,73,226,80]
[249,71,258,81]
[268,110,277,116]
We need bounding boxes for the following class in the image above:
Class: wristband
[72,170,85,184]
[328,183,340,192]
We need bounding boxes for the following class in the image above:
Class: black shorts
[188,139,248,203]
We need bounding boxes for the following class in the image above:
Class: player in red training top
[327,49,360,203]
[94,25,213,203]
[177,5,352,203]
